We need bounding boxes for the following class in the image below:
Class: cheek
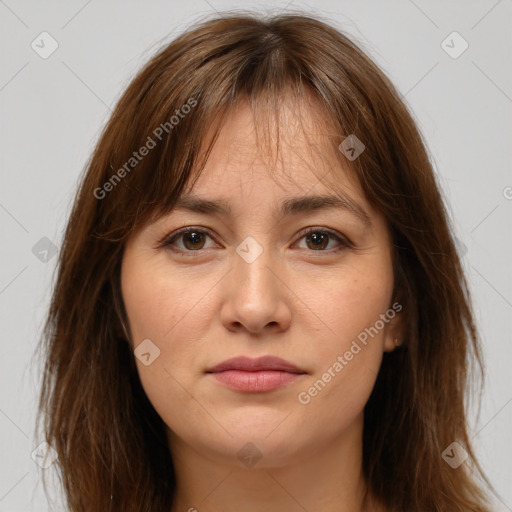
[298,259,394,351]
[293,260,394,418]
[120,252,214,404]
[120,252,217,430]
[121,252,215,346]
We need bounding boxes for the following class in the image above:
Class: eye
[159,226,351,256]
[295,227,351,252]
[161,227,218,253]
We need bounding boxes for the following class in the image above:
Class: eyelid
[294,226,352,249]
[157,226,219,249]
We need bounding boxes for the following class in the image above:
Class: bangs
[145,86,348,222]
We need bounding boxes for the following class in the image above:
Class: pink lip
[206,356,307,392]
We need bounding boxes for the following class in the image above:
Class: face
[121,97,402,469]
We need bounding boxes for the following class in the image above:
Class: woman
[36,11,492,511]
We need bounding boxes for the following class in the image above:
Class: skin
[121,96,403,512]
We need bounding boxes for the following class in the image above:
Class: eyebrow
[174,193,372,227]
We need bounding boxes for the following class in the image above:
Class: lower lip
[208,370,303,392]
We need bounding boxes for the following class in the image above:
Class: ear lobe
[383,306,405,353]
[383,336,402,352]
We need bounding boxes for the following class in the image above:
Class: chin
[191,413,316,469]
[205,434,308,470]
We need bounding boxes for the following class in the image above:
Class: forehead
[185,95,366,206]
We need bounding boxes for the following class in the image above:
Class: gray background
[0,1,511,510]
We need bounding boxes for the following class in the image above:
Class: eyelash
[158,226,352,257]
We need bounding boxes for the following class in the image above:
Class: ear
[383,301,406,353]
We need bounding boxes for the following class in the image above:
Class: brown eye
[305,231,329,250]
[297,228,349,252]
[161,228,217,254]
[161,226,349,256]
[181,231,206,250]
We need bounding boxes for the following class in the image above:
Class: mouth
[205,356,307,393]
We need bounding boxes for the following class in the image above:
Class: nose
[219,243,292,336]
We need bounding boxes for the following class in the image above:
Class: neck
[168,414,382,512]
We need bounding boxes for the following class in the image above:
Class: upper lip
[206,356,306,374]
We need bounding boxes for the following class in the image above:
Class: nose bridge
[233,234,278,302]
[220,233,291,333]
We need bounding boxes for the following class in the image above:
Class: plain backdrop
[0,1,511,510]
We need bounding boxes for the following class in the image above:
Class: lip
[205,356,307,393]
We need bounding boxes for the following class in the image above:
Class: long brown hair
[35,10,492,511]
